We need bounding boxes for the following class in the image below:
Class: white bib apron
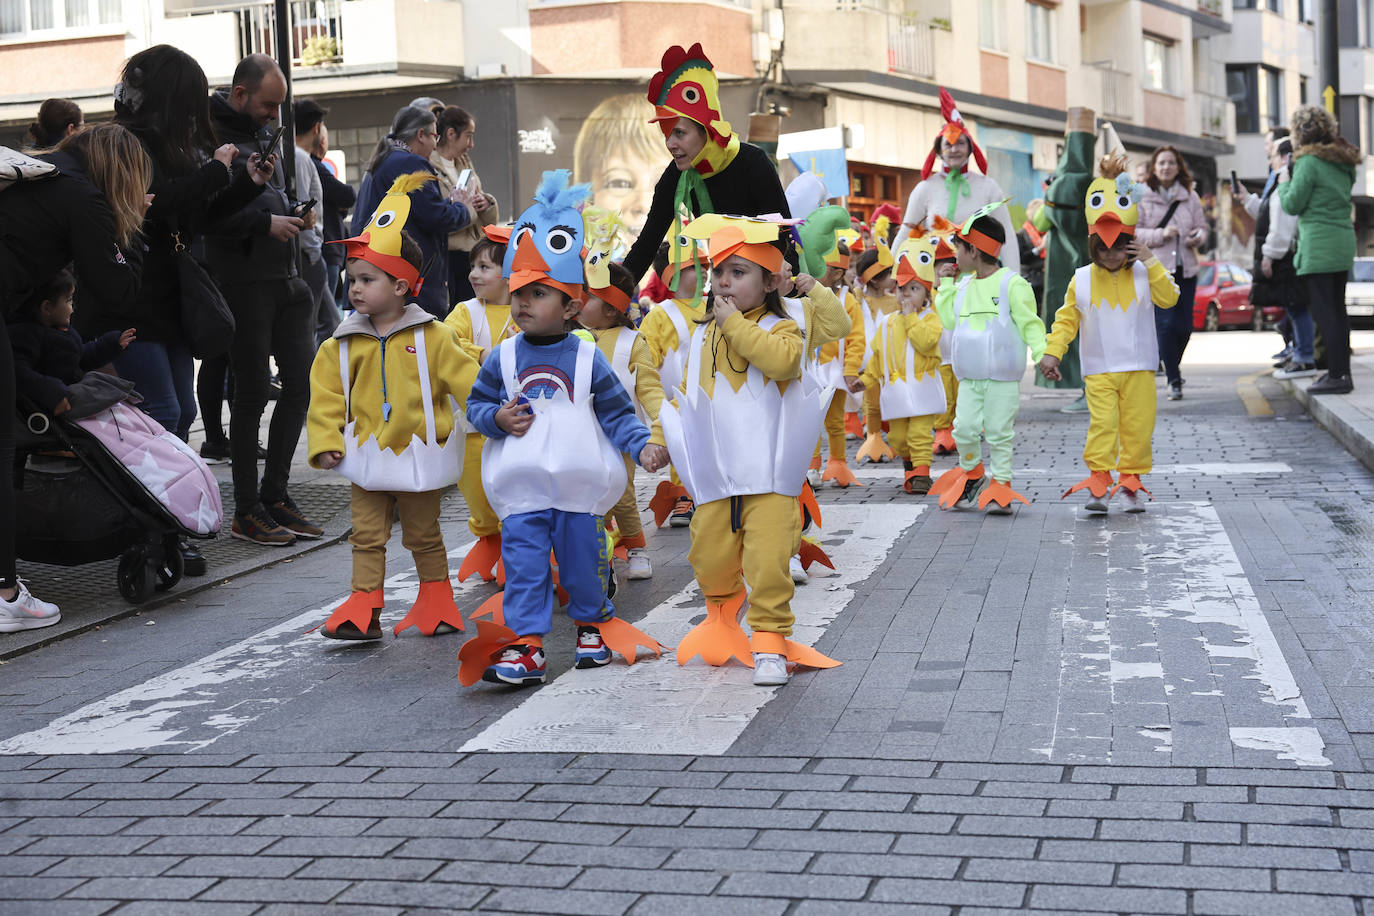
[950,272,1027,382]
[1074,263,1158,376]
[875,312,948,420]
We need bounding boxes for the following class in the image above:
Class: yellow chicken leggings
[934,364,958,431]
[688,493,801,636]
[1083,370,1156,474]
[814,391,848,460]
[459,433,500,538]
[888,413,940,465]
[605,455,645,549]
[864,386,883,436]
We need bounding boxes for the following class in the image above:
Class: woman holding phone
[1136,146,1208,401]
[422,102,498,305]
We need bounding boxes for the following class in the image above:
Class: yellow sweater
[590,325,667,447]
[792,283,852,358]
[815,289,867,377]
[860,307,944,389]
[442,297,513,365]
[1045,258,1179,360]
[307,307,479,467]
[639,297,708,370]
[685,305,803,398]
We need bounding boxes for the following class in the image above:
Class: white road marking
[1040,502,1325,766]
[0,540,475,755]
[460,504,924,755]
[842,461,1290,482]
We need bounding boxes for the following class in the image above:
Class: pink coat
[1135,183,1207,279]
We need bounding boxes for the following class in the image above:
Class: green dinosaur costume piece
[1034,125,1094,390]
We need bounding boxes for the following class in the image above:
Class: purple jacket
[1135,183,1207,279]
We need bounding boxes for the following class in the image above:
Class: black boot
[180,541,207,577]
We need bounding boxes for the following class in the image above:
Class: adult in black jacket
[100,45,270,443]
[0,123,151,627]
[203,53,320,547]
[621,44,789,284]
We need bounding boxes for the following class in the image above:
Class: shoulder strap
[953,275,972,320]
[1075,266,1092,311]
[1155,198,1182,229]
[466,299,490,349]
[574,337,595,404]
[413,328,437,442]
[1133,260,1150,306]
[498,336,520,401]
[611,326,637,374]
[683,321,709,398]
[337,338,351,420]
[664,300,690,347]
[998,271,1013,323]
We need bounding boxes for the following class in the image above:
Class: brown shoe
[231,504,297,546]
[266,494,323,539]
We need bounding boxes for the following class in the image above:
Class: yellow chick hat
[681,213,786,273]
[1086,154,1141,248]
[334,172,434,291]
[859,240,895,284]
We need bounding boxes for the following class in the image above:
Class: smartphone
[294,199,317,218]
[260,124,287,157]
[456,168,472,189]
[1229,170,1239,195]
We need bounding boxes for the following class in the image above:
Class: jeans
[1,316,16,589]
[1286,304,1316,365]
[1305,271,1352,379]
[225,278,314,515]
[115,339,196,440]
[302,250,340,347]
[1154,275,1197,387]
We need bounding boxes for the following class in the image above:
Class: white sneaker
[753,652,790,686]
[625,549,653,580]
[789,556,809,584]
[806,467,822,489]
[1117,488,1145,513]
[0,581,61,632]
[1084,491,1108,514]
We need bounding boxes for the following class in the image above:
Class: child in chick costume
[853,242,901,464]
[929,205,1047,514]
[862,241,947,495]
[307,173,480,640]
[442,233,513,586]
[660,215,840,687]
[456,171,671,688]
[579,208,666,579]
[1038,156,1179,513]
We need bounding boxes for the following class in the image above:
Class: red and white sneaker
[0,580,61,632]
[575,626,612,669]
[482,644,547,686]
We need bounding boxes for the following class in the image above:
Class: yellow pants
[605,455,645,549]
[1083,370,1156,474]
[814,391,848,460]
[864,385,882,436]
[688,493,801,636]
[888,413,940,466]
[935,364,958,430]
[459,432,499,538]
[349,485,447,592]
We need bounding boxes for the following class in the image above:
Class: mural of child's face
[592,153,661,239]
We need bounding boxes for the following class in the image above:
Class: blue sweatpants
[501,509,614,638]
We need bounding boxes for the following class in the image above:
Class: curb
[1278,369,1374,476]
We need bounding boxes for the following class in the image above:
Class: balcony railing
[1198,91,1231,140]
[167,0,343,67]
[1089,61,1135,121]
[887,14,935,79]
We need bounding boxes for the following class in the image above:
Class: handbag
[170,215,235,359]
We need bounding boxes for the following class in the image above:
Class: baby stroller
[11,395,223,604]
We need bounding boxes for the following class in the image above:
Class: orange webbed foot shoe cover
[649,481,689,528]
[457,620,520,686]
[751,631,842,671]
[393,579,466,637]
[932,428,956,455]
[856,434,897,464]
[676,592,752,667]
[809,455,821,471]
[312,590,384,640]
[903,465,932,495]
[978,479,1031,511]
[799,481,823,530]
[596,617,667,665]
[1062,469,1114,500]
[799,536,835,573]
[821,457,862,488]
[929,462,984,510]
[468,591,506,627]
[458,533,504,584]
[844,411,864,438]
[1109,473,1152,499]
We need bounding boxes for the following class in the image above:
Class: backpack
[0,146,58,191]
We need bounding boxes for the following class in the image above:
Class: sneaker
[483,643,547,685]
[1084,491,1108,514]
[267,376,282,401]
[669,496,695,528]
[625,549,653,580]
[180,541,207,577]
[753,652,790,686]
[0,580,61,632]
[1272,347,1291,362]
[1117,488,1145,513]
[806,467,823,489]
[1167,382,1183,401]
[1308,374,1353,395]
[256,442,268,460]
[1274,361,1320,380]
[199,439,231,464]
[231,504,297,546]
[957,475,986,509]
[266,495,322,539]
[789,555,809,584]
[574,626,612,669]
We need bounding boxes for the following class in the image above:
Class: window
[980,0,1007,50]
[1265,0,1280,12]
[1026,2,1056,62]
[1298,0,1313,22]
[1263,66,1283,130]
[1198,264,1216,286]
[1227,64,1259,133]
[1233,0,1256,7]
[1300,76,1309,105]
[1144,36,1176,93]
[0,0,117,34]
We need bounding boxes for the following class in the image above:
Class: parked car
[1192,261,1275,331]
[1347,257,1374,325]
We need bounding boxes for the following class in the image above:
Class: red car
[1192,261,1282,331]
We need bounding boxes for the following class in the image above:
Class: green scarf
[944,168,971,219]
[670,168,715,304]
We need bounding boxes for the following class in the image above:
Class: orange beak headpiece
[1085,162,1142,249]
[859,241,894,285]
[682,214,785,274]
[921,88,989,181]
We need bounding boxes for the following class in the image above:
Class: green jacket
[1278,140,1359,276]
